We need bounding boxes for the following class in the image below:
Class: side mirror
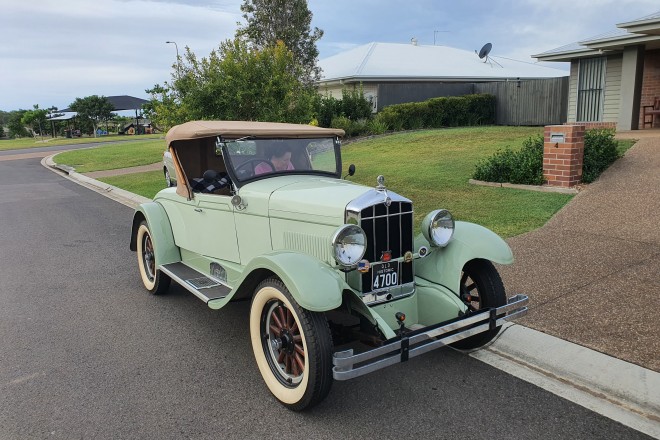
[344,164,356,179]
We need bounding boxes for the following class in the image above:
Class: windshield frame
[221,136,343,188]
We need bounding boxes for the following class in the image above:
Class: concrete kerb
[42,154,150,209]
[472,324,660,438]
[468,179,579,194]
[41,153,660,437]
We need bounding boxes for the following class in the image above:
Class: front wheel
[451,259,506,350]
[249,278,333,411]
[136,221,170,295]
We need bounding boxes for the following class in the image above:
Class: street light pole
[166,41,180,75]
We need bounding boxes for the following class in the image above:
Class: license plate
[372,261,400,290]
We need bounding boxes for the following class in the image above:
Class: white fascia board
[617,16,660,29]
[533,49,600,62]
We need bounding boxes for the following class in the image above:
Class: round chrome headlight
[332,225,367,267]
[422,209,455,247]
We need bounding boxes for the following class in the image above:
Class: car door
[185,193,240,263]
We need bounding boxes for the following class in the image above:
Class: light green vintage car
[130,120,528,410]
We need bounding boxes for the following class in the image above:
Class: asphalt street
[0,155,653,440]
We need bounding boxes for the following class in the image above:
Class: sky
[1,0,658,112]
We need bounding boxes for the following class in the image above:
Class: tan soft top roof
[166,120,345,147]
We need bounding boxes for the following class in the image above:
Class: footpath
[40,133,660,437]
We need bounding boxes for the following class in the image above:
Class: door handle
[194,208,203,212]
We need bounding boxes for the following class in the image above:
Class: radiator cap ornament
[376,175,386,190]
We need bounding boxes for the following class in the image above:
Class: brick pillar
[543,125,585,187]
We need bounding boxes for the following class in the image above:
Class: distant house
[318,41,567,112]
[534,11,660,130]
[121,119,153,135]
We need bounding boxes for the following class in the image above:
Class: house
[317,41,567,112]
[533,11,660,130]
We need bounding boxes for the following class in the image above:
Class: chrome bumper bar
[332,294,528,380]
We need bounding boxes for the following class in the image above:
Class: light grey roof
[536,10,660,60]
[579,28,630,44]
[319,42,567,83]
[617,10,660,27]
[47,112,77,121]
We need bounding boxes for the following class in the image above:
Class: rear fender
[129,202,181,266]
[414,221,513,295]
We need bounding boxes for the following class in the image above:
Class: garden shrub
[582,129,619,183]
[473,135,544,185]
[473,128,621,185]
[366,117,388,135]
[379,94,495,131]
[316,95,340,128]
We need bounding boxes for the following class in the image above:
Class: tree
[237,0,323,84]
[21,105,49,141]
[145,39,317,130]
[7,110,29,138]
[69,95,115,137]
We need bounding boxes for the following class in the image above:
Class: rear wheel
[249,278,333,411]
[136,221,170,295]
[451,259,506,350]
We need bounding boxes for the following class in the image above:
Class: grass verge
[54,140,165,173]
[98,171,166,199]
[0,134,163,151]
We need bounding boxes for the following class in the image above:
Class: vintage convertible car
[130,120,528,410]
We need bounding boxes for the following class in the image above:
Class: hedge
[473,128,621,185]
[377,94,496,131]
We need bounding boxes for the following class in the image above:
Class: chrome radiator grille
[359,201,414,293]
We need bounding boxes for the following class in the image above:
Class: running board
[160,262,231,303]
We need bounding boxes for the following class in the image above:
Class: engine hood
[268,177,371,223]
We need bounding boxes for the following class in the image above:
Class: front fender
[214,251,349,312]
[414,221,513,295]
[129,202,181,267]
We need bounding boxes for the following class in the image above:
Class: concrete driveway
[499,133,660,371]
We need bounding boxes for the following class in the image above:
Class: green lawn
[99,171,167,199]
[54,139,165,173]
[94,126,580,237]
[0,133,163,151]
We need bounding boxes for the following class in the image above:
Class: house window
[577,57,606,122]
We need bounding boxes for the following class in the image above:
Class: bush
[473,128,621,185]
[582,129,619,183]
[341,87,372,121]
[317,95,340,128]
[366,117,388,135]
[316,85,373,128]
[378,94,495,131]
[473,135,544,185]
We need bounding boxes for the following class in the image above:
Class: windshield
[222,137,341,183]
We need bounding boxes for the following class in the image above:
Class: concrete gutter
[41,153,660,437]
[471,324,660,438]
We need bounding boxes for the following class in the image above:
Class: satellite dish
[478,43,492,59]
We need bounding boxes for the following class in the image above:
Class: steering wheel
[235,159,275,178]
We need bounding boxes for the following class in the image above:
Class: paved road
[0,157,652,439]
[0,138,161,160]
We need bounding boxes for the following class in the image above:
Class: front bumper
[332,294,528,380]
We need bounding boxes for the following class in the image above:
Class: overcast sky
[1,0,657,111]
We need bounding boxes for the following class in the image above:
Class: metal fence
[376,77,569,126]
